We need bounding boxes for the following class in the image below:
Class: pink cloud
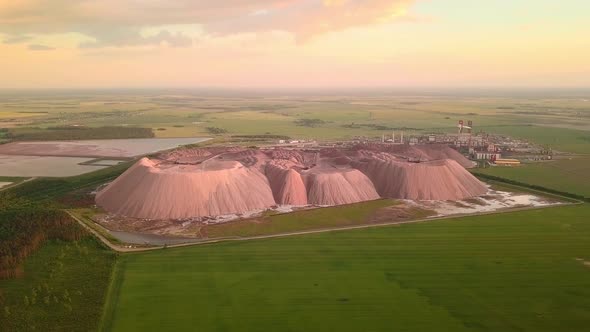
[0,0,416,47]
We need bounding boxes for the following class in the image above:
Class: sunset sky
[1,0,589,89]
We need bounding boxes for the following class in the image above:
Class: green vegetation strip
[1,161,133,206]
[0,236,116,331]
[204,199,431,238]
[6,126,154,141]
[472,171,589,202]
[475,156,590,198]
[104,204,590,332]
[68,209,122,245]
[99,259,126,332]
[479,125,590,154]
[0,177,28,191]
[0,177,27,183]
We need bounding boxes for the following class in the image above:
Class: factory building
[494,158,521,166]
[474,151,501,161]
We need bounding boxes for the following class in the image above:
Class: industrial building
[494,159,521,166]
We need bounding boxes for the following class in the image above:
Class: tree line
[6,126,154,141]
[0,207,87,280]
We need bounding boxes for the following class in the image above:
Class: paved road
[66,201,579,253]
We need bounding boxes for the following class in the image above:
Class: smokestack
[392,130,395,143]
[401,131,404,144]
[382,134,385,143]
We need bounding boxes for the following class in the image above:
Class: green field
[0,237,116,331]
[2,91,590,331]
[103,204,590,332]
[477,156,590,197]
[479,125,590,154]
[2,93,590,153]
[0,152,126,331]
[203,199,432,239]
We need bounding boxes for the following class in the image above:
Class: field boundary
[99,257,126,332]
[68,200,580,254]
[472,171,589,203]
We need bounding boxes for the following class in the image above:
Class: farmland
[477,156,590,198]
[103,204,590,332]
[1,90,590,331]
[477,125,590,154]
[2,92,590,154]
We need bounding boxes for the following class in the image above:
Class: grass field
[203,199,432,238]
[479,125,590,154]
[477,156,590,197]
[0,237,116,331]
[103,204,590,332]
[2,92,589,153]
[2,91,590,331]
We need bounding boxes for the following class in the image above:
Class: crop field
[2,92,589,153]
[477,156,590,197]
[0,237,116,331]
[102,204,590,332]
[1,91,590,331]
[477,125,590,154]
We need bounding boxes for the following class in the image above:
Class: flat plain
[103,204,590,332]
[2,92,590,153]
[2,91,590,331]
[477,156,590,197]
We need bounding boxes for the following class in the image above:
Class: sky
[0,0,589,89]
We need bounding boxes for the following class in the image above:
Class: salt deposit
[352,159,487,200]
[96,158,276,219]
[97,144,487,220]
[303,168,380,205]
[418,187,560,217]
[265,162,308,205]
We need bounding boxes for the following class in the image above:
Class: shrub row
[7,126,154,141]
[472,172,590,203]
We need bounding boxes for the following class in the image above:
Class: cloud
[3,34,33,44]
[79,29,193,48]
[0,0,415,48]
[28,44,55,51]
